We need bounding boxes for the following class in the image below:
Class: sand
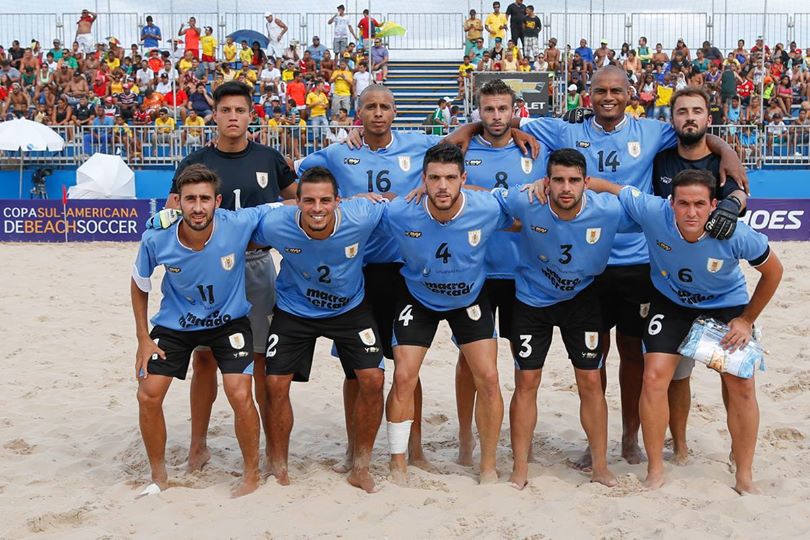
[1,241,809,539]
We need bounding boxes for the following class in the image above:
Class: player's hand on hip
[146,208,182,230]
[345,126,364,149]
[404,185,426,204]
[510,128,540,159]
[720,317,753,353]
[520,177,548,205]
[706,197,741,240]
[135,337,165,380]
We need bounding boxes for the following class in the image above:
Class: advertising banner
[0,199,161,242]
[739,199,810,241]
[473,72,550,116]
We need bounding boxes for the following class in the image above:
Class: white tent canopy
[0,118,65,197]
[69,153,136,199]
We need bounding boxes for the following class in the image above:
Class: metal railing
[707,124,810,168]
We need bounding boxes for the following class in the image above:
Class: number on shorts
[398,304,414,327]
[494,171,509,189]
[233,188,242,210]
[317,265,331,283]
[518,334,533,358]
[678,268,693,282]
[648,313,664,336]
[266,334,279,357]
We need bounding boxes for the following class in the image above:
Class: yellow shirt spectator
[330,69,353,96]
[458,63,475,77]
[201,35,218,59]
[106,57,120,71]
[484,13,507,40]
[223,42,237,62]
[239,69,258,84]
[178,58,193,72]
[184,115,206,137]
[655,84,674,108]
[282,68,295,82]
[239,48,253,65]
[306,91,329,117]
[625,103,646,118]
[155,116,176,134]
[110,80,123,95]
[518,63,530,72]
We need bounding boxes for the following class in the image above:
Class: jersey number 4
[435,242,452,264]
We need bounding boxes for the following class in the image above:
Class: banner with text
[739,199,810,241]
[473,72,550,117]
[0,199,161,242]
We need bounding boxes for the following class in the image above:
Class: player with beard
[652,87,748,466]
[446,66,747,469]
[167,81,297,473]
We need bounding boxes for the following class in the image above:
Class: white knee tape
[387,420,413,455]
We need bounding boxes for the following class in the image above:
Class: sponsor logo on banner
[229,333,246,349]
[358,328,377,346]
[627,141,641,158]
[221,253,235,271]
[466,304,482,321]
[398,156,411,171]
[586,227,601,244]
[345,242,359,258]
[639,303,650,318]
[256,172,269,188]
[468,229,481,246]
[707,258,724,273]
[521,157,533,174]
[585,332,598,351]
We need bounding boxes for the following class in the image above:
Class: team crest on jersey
[343,157,360,165]
[256,172,269,188]
[521,157,533,174]
[345,242,359,258]
[229,333,246,350]
[531,225,548,234]
[656,240,672,251]
[221,253,235,271]
[576,140,591,148]
[285,247,302,254]
[584,332,599,351]
[166,266,181,273]
[358,328,377,346]
[586,227,601,244]
[539,254,548,262]
[404,230,422,238]
[466,304,482,321]
[627,141,641,158]
[640,303,650,318]
[398,156,411,172]
[468,229,482,247]
[465,159,482,166]
[707,258,724,273]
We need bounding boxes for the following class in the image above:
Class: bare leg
[455,352,477,466]
[334,377,358,473]
[575,334,611,471]
[188,349,216,472]
[347,368,384,493]
[137,375,173,490]
[252,353,271,462]
[721,378,735,468]
[265,374,294,485]
[575,368,617,487]
[459,338,503,484]
[386,345,427,484]
[509,368,541,490]
[616,332,645,464]
[668,376,691,465]
[640,353,680,489]
[408,378,434,471]
[722,373,761,494]
[222,374,261,497]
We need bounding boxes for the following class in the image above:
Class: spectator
[319,50,335,81]
[522,6,541,60]
[736,73,755,107]
[200,26,218,72]
[637,36,652,66]
[485,2,507,48]
[478,50,494,71]
[720,64,738,106]
[352,62,371,112]
[502,49,518,71]
[85,104,112,154]
[469,38,487,64]
[505,0,526,49]
[223,36,238,68]
[306,79,330,145]
[153,107,175,146]
[306,36,328,69]
[733,40,749,65]
[142,88,165,119]
[701,40,724,66]
[514,95,529,118]
[286,71,306,111]
[653,74,674,121]
[651,43,668,65]
[624,49,641,79]
[566,83,581,111]
[464,10,484,57]
[182,108,206,146]
[74,10,96,55]
[141,16,161,49]
[533,51,548,71]
[259,61,281,94]
[775,75,792,116]
[750,36,770,59]
[239,40,253,67]
[164,82,189,121]
[356,9,381,49]
[7,41,24,69]
[328,5,357,57]
[544,37,560,72]
[178,17,201,59]
[429,97,449,135]
[238,63,258,85]
[330,58,353,116]
[370,38,389,82]
[672,38,691,61]
[625,94,646,118]
[457,55,475,98]
[264,12,288,61]
[575,39,594,68]
[118,83,137,120]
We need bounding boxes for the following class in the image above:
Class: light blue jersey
[618,187,770,309]
[522,115,677,266]
[133,207,271,331]
[252,198,387,318]
[494,186,638,307]
[465,135,548,279]
[386,190,512,311]
[298,132,442,264]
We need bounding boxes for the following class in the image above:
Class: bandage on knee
[386,420,413,455]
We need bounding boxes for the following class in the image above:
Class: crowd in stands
[0,7,391,160]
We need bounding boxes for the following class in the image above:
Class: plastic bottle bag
[677,317,765,379]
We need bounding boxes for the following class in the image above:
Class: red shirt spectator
[286,77,306,107]
[165,88,188,107]
[357,13,380,40]
[736,79,754,99]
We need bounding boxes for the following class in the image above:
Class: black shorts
[643,291,746,355]
[265,303,384,382]
[363,262,404,360]
[594,263,655,337]
[392,287,496,349]
[485,278,515,340]
[510,286,604,371]
[148,317,254,380]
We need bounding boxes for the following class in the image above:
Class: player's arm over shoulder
[617,184,663,224]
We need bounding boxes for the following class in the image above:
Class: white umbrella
[0,118,65,197]
[69,153,136,199]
